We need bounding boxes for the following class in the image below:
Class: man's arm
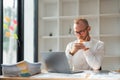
[65,42,74,69]
[83,41,104,70]
[65,42,73,58]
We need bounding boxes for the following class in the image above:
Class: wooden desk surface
[0,71,120,80]
[0,76,87,80]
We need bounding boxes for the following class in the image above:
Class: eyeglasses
[74,27,88,35]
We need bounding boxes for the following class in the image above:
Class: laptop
[40,52,83,74]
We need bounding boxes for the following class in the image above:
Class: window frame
[0,0,3,75]
[17,0,24,62]
[34,0,38,62]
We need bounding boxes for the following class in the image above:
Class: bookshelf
[38,0,120,70]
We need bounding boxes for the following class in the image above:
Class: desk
[0,70,120,80]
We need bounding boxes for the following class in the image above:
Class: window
[0,0,24,74]
[3,0,18,64]
[0,0,38,74]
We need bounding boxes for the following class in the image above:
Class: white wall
[24,0,34,62]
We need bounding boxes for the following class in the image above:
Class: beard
[78,32,90,41]
[79,36,84,39]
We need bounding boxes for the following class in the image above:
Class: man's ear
[87,26,91,31]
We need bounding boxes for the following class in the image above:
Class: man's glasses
[74,27,88,35]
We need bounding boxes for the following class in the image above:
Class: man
[65,18,104,71]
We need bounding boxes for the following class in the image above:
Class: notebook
[41,52,83,74]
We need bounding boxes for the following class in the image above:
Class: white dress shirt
[65,38,104,71]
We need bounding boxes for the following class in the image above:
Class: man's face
[74,21,90,40]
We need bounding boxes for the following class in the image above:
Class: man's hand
[70,43,86,55]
